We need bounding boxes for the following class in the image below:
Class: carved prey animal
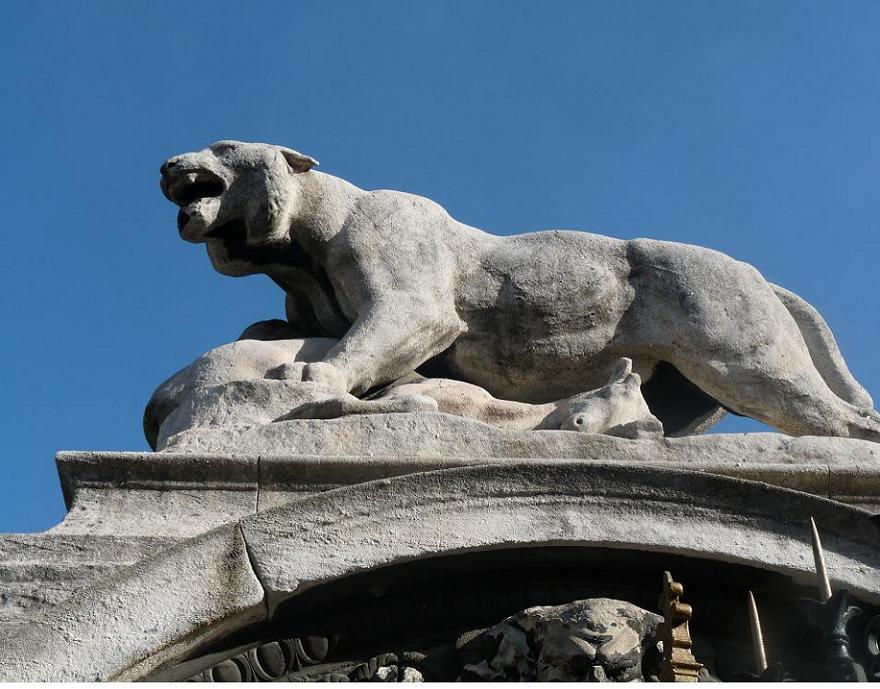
[558,358,663,438]
[160,140,879,441]
[145,326,662,451]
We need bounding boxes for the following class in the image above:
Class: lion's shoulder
[344,189,457,235]
[362,188,449,214]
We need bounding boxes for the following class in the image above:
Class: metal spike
[748,591,768,674]
[810,516,833,602]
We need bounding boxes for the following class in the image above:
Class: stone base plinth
[65,422,880,540]
[1,427,879,680]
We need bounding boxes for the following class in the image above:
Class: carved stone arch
[238,463,880,612]
[0,462,878,681]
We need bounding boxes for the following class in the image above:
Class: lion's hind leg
[637,246,879,440]
[673,352,880,442]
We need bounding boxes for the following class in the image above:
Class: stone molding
[55,432,880,538]
[0,462,878,680]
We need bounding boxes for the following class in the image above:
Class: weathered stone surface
[145,336,336,449]
[0,524,265,682]
[51,487,257,538]
[0,534,178,630]
[160,140,878,440]
[1,460,878,681]
[146,328,664,451]
[829,464,880,512]
[458,598,661,681]
[1,442,864,664]
[55,451,258,536]
[162,411,880,465]
[53,434,880,534]
[239,463,880,612]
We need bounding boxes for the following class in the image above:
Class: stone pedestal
[1,419,879,680]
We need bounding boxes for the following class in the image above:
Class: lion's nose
[160,157,182,177]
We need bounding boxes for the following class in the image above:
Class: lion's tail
[772,283,873,409]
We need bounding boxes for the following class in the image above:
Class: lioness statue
[160,140,878,441]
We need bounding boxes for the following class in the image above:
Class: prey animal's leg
[387,379,561,430]
[276,393,439,422]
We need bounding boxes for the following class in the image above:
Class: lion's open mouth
[165,171,225,230]
[174,176,225,206]
[164,170,226,234]
[165,170,225,205]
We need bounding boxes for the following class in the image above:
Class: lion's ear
[278,146,319,172]
[609,357,633,384]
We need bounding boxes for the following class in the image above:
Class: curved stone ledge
[1,462,878,681]
[240,463,880,610]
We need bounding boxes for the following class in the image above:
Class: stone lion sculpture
[159,140,878,441]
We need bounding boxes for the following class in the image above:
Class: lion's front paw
[264,361,308,381]
[302,362,350,392]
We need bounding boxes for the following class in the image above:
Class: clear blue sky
[2,1,879,532]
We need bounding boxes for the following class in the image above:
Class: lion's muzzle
[160,155,227,241]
